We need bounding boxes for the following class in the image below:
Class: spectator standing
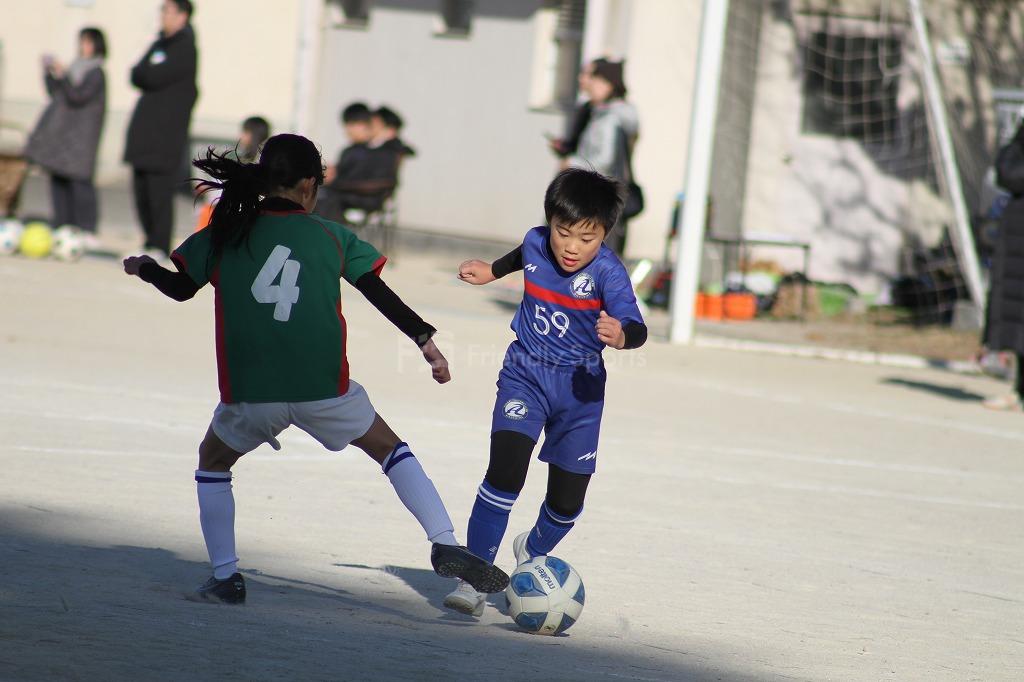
[548,58,609,160]
[566,59,639,256]
[983,121,1024,411]
[124,0,198,259]
[25,28,107,248]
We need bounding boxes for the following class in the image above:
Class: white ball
[0,218,24,256]
[505,555,585,635]
[52,224,85,262]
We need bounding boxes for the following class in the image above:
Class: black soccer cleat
[187,573,246,605]
[430,543,509,594]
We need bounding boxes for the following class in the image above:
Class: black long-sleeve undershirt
[490,245,524,279]
[138,261,436,347]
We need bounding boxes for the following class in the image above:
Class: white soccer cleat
[512,531,541,566]
[443,579,486,617]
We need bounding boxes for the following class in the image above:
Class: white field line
[9,444,336,462]
[685,472,1024,511]
[0,378,207,405]
[9,447,1019,511]
[693,444,1024,482]
[676,377,1024,443]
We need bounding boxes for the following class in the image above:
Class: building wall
[312,0,564,244]
[0,0,301,183]
[737,2,967,294]
[615,0,702,260]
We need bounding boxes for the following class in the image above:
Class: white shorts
[211,381,377,454]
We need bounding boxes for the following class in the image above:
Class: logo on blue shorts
[571,273,595,299]
[503,399,528,420]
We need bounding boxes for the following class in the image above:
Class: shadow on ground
[0,506,760,682]
[881,377,986,402]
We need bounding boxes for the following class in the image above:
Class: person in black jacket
[124,0,198,258]
[983,121,1024,411]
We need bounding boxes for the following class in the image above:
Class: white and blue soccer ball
[52,224,85,262]
[505,555,585,635]
[0,218,23,256]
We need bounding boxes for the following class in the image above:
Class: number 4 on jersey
[252,245,301,322]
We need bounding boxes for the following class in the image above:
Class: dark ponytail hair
[192,133,325,257]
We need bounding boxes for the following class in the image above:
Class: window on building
[801,26,904,147]
[437,0,473,36]
[528,0,587,110]
[328,0,371,28]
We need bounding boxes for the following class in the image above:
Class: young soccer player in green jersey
[123,133,508,604]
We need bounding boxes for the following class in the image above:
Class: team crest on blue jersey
[570,273,595,299]
[503,399,528,420]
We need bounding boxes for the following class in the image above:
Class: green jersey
[171,206,385,403]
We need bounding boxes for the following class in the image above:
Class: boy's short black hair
[170,0,193,17]
[374,106,403,131]
[341,102,372,124]
[544,168,625,233]
[242,116,271,145]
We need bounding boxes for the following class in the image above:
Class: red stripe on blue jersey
[524,280,602,310]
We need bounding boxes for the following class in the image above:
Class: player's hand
[123,254,156,277]
[596,310,625,349]
[457,259,496,286]
[420,338,451,384]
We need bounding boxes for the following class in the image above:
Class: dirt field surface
[2,248,1022,681]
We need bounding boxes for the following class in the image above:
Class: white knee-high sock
[381,443,458,546]
[195,470,238,579]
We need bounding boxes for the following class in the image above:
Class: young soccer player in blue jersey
[445,168,648,615]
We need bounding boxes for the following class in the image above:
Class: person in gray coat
[25,27,107,243]
[567,59,639,256]
[983,121,1024,410]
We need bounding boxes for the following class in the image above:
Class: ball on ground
[19,221,53,258]
[0,218,24,256]
[505,555,585,635]
[52,224,85,262]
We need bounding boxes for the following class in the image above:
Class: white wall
[313,1,564,244]
[617,0,702,260]
[739,8,950,294]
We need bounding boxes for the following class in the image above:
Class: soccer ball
[19,221,53,258]
[0,218,23,256]
[505,555,585,635]
[52,224,85,262]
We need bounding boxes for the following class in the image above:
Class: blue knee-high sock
[466,481,518,564]
[525,501,581,557]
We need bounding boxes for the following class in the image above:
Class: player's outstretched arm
[458,244,524,285]
[420,338,451,384]
[123,255,200,302]
[457,259,496,286]
[353,272,450,384]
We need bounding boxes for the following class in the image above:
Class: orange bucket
[723,292,757,320]
[700,293,724,320]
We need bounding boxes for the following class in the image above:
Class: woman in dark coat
[983,121,1024,410]
[25,27,107,244]
[124,0,198,259]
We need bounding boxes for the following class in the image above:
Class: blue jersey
[510,226,644,366]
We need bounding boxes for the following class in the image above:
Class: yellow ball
[19,222,53,258]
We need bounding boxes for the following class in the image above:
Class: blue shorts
[490,342,606,474]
